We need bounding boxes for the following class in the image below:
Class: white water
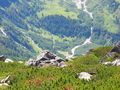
[0,27,7,36]
[67,0,94,58]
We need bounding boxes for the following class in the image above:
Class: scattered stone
[102,58,120,66]
[36,51,56,61]
[58,61,67,68]
[56,58,65,63]
[25,51,67,68]
[5,58,14,63]
[0,55,14,63]
[37,62,45,68]
[77,72,92,81]
[102,62,112,65]
[1,75,11,83]
[111,41,120,53]
[25,58,34,66]
[0,83,9,86]
[112,58,120,66]
[0,75,11,87]
[0,55,6,62]
[100,41,120,63]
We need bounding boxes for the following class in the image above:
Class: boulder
[111,41,120,53]
[25,51,67,68]
[37,63,45,68]
[51,61,58,66]
[44,51,56,59]
[100,41,120,63]
[0,83,9,86]
[56,58,65,63]
[102,58,120,66]
[112,58,120,66]
[77,72,92,81]
[36,51,56,61]
[5,58,13,63]
[0,75,11,87]
[102,62,113,65]
[25,58,34,66]
[44,60,51,64]
[1,75,11,83]
[0,55,6,62]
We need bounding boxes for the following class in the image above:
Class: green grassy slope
[36,0,79,19]
[1,46,120,90]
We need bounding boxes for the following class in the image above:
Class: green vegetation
[0,0,120,59]
[75,43,102,56]
[0,46,120,90]
[37,0,79,19]
[87,0,120,33]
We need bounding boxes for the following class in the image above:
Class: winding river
[67,0,94,58]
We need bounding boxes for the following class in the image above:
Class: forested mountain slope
[0,0,120,59]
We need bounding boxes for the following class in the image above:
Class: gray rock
[0,75,10,87]
[36,51,56,61]
[25,58,34,66]
[1,75,11,83]
[56,58,65,63]
[51,61,58,66]
[77,72,92,81]
[38,63,45,68]
[100,41,120,63]
[102,62,113,65]
[5,58,13,63]
[111,41,120,53]
[0,55,6,62]
[58,61,67,68]
[44,60,51,64]
[112,58,120,66]
[102,58,120,66]
[0,83,9,86]
[25,51,67,68]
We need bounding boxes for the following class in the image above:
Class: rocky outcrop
[25,51,67,68]
[0,55,6,62]
[0,75,11,87]
[100,41,120,63]
[77,72,93,81]
[102,58,120,66]
[1,75,11,83]
[0,55,14,63]
[111,41,120,53]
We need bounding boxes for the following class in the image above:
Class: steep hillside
[0,0,120,59]
[1,46,120,90]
